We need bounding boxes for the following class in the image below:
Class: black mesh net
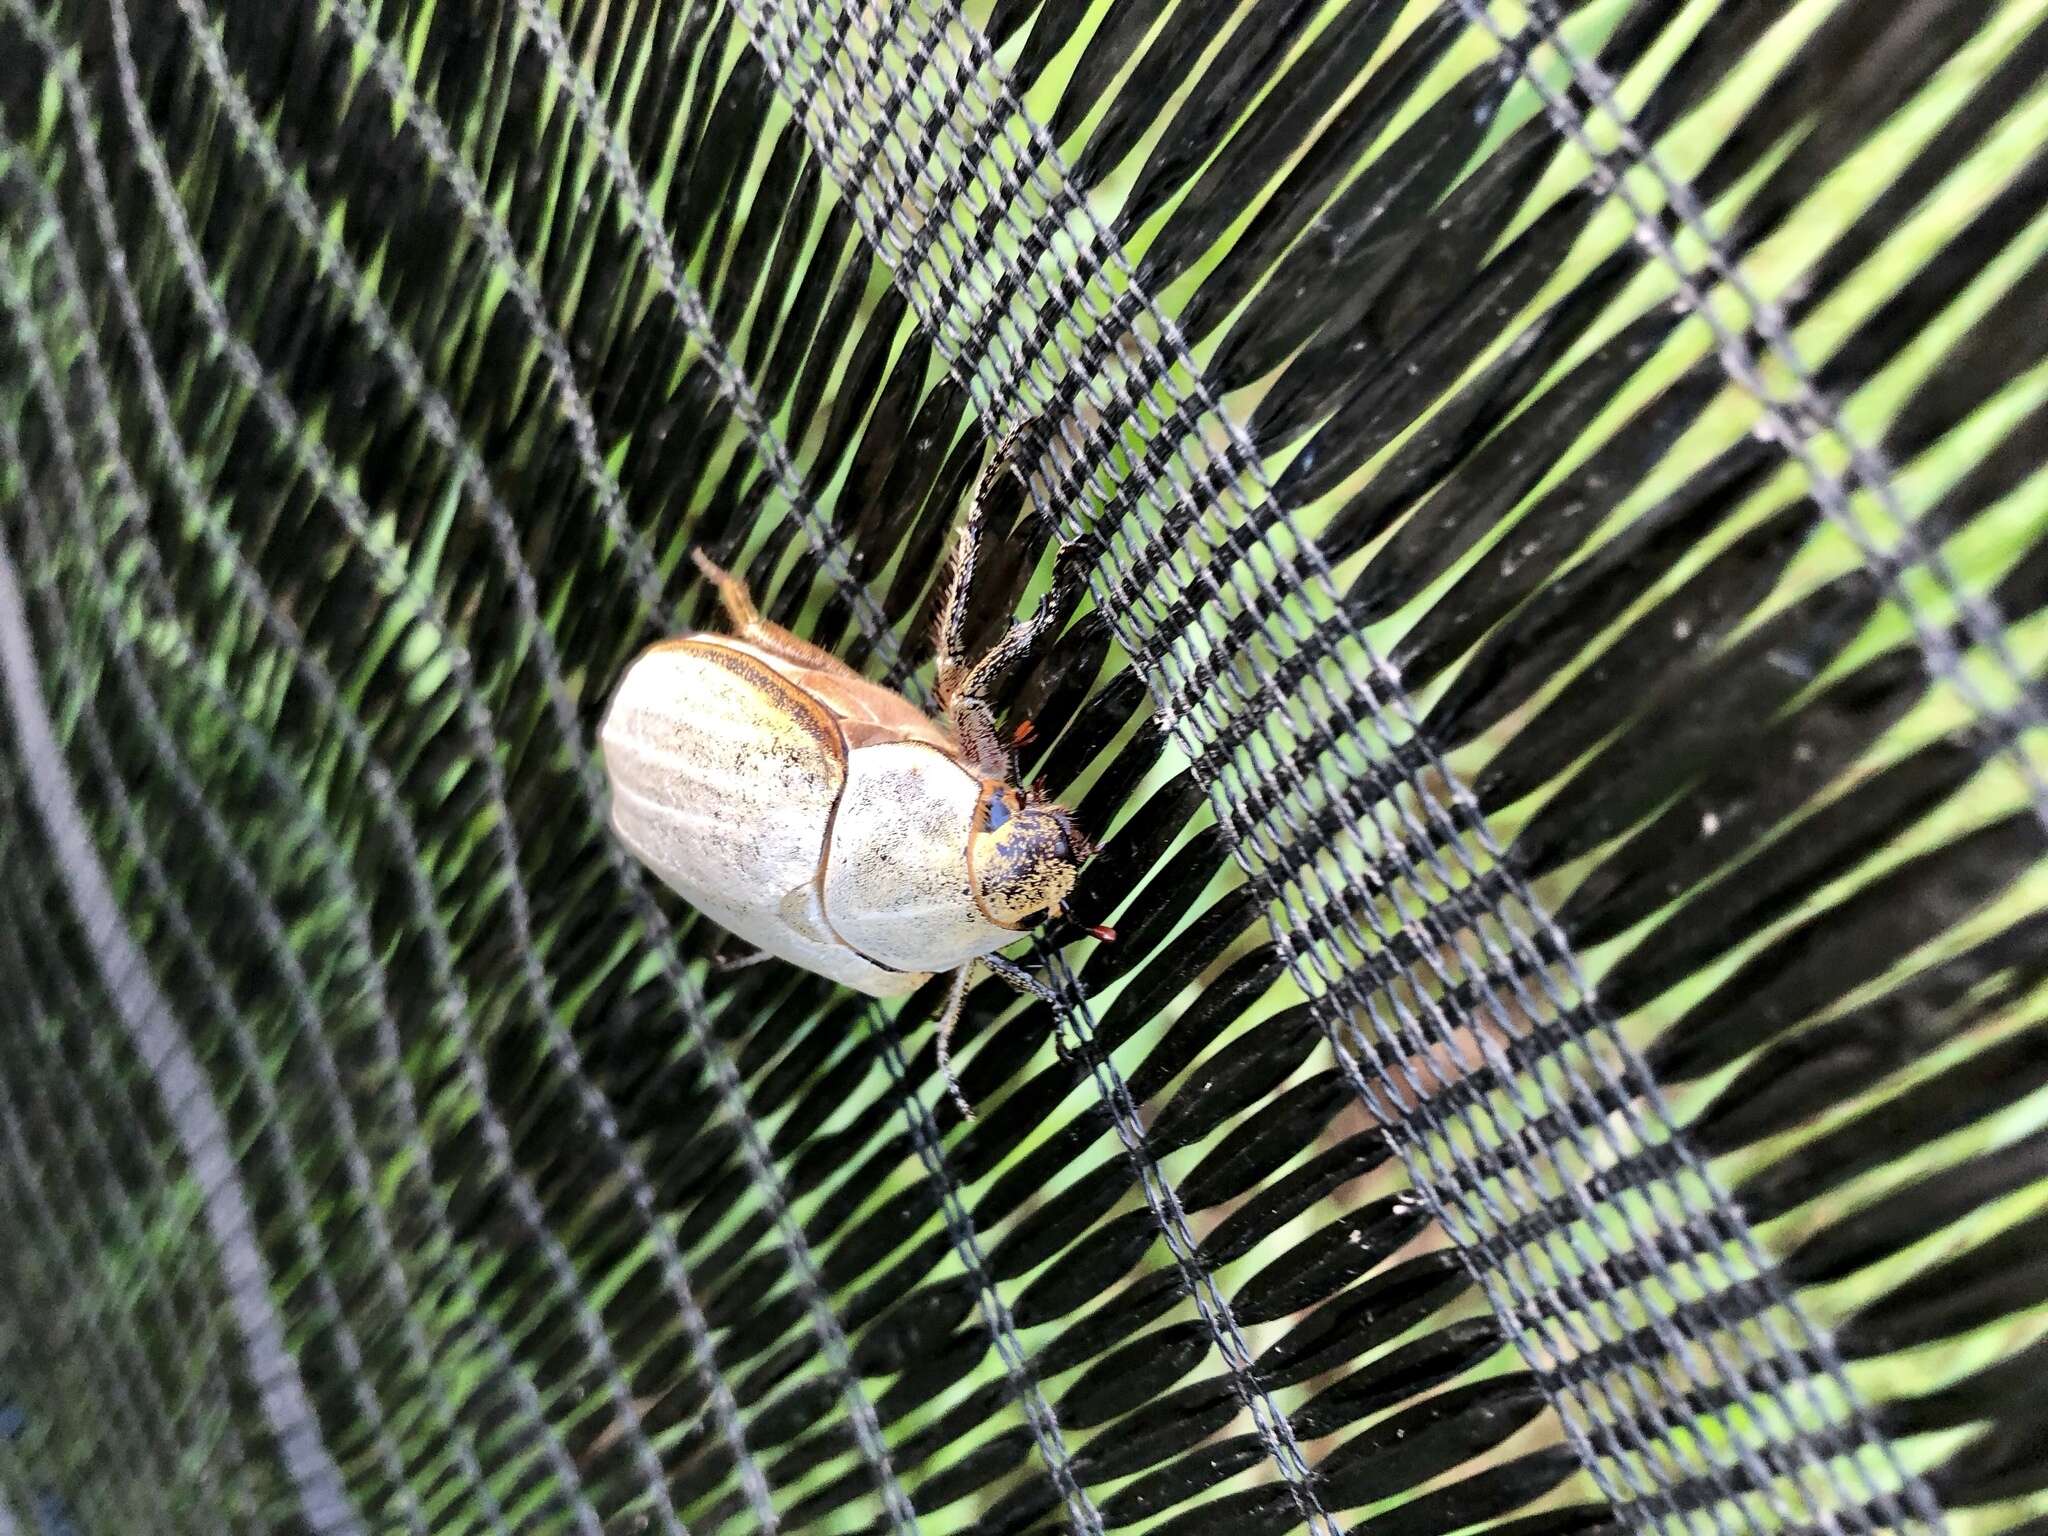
[1,0,2043,1533]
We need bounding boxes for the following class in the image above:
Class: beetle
[600,429,1107,1118]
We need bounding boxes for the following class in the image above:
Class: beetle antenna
[934,963,977,1122]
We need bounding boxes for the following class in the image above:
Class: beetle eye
[984,789,1021,832]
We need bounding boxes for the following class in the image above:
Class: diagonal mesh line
[0,773,250,1536]
[505,0,911,677]
[727,2,1948,1531]
[0,268,463,1536]
[494,5,1097,1518]
[827,0,1900,1515]
[0,1018,229,1536]
[861,999,1107,1534]
[182,0,908,1516]
[37,11,726,1529]
[0,165,608,1536]
[729,11,1343,1535]
[0,473,364,1536]
[18,20,734,1531]
[94,2,914,1521]
[1457,0,2048,836]
[1015,932,1341,1536]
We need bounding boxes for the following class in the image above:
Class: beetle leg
[935,419,1039,701]
[980,951,1064,1006]
[933,962,978,1123]
[710,944,776,974]
[691,547,765,631]
[941,534,1095,779]
[690,547,868,678]
[933,953,1070,1120]
[983,952,1081,1064]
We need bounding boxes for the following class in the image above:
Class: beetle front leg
[934,421,1037,705]
[941,534,1095,779]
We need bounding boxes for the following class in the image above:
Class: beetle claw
[1011,718,1036,746]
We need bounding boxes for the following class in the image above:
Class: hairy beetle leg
[943,542,1094,779]
[690,547,762,630]
[982,952,1064,1005]
[709,944,775,974]
[935,418,1104,781]
[935,418,1040,694]
[932,953,1076,1119]
[690,547,865,680]
[984,956,1075,1070]
[933,963,977,1123]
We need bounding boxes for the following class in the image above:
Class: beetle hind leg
[691,548,764,630]
[691,547,868,678]
[709,943,776,974]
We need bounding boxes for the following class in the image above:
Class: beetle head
[969,784,1095,928]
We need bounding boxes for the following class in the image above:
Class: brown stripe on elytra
[651,637,848,769]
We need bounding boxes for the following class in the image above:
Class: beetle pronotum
[600,429,1107,1118]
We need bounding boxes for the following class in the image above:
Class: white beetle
[600,433,1106,1117]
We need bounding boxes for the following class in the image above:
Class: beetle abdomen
[824,741,1017,973]
[600,639,923,996]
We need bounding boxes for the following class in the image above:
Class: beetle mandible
[600,428,1107,1118]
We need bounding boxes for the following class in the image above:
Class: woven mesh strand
[0,0,2043,1532]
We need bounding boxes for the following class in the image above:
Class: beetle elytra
[600,430,1106,1118]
